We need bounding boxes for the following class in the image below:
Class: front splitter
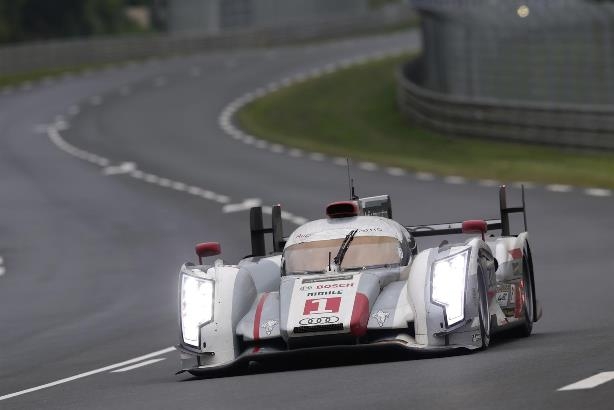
[177,340,473,378]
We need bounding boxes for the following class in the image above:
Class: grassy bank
[0,63,115,89]
[238,54,614,188]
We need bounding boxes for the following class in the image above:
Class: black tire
[477,272,491,349]
[510,247,534,338]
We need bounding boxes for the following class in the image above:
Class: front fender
[409,239,494,349]
[178,264,257,370]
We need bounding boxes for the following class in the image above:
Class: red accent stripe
[253,293,269,341]
[509,248,523,260]
[515,280,525,318]
[350,293,370,337]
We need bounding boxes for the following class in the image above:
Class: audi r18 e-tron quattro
[176,185,541,376]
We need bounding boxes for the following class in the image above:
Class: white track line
[111,358,166,373]
[49,121,309,224]
[309,153,326,161]
[222,198,262,213]
[102,162,136,176]
[333,157,348,166]
[558,371,614,391]
[444,176,466,185]
[67,105,80,116]
[0,347,175,402]
[512,181,535,189]
[386,167,406,177]
[415,172,436,181]
[358,162,378,171]
[585,188,612,197]
[546,184,573,193]
[270,144,285,154]
[478,179,500,187]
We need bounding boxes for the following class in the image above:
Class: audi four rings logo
[299,316,340,325]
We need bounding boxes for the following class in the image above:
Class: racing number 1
[303,297,341,315]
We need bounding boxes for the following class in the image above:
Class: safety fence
[398,0,614,150]
[397,61,614,150]
[0,5,416,77]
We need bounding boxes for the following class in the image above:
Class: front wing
[177,339,475,377]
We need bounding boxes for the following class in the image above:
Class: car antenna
[346,157,359,200]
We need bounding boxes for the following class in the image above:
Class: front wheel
[477,273,491,349]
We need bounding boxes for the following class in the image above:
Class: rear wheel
[515,250,534,337]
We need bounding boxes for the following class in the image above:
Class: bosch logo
[299,285,313,291]
[298,316,340,325]
[316,283,353,289]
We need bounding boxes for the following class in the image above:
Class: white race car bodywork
[176,188,541,376]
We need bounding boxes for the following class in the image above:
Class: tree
[0,0,159,44]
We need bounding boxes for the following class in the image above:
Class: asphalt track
[1,30,613,409]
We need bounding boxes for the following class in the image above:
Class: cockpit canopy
[283,235,402,275]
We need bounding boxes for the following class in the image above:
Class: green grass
[238,54,614,188]
[0,63,118,89]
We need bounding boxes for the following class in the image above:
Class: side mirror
[195,242,221,264]
[462,220,487,240]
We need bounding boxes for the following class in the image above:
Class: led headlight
[181,274,214,347]
[431,250,469,327]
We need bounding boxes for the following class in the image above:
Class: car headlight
[431,250,469,327]
[181,274,214,347]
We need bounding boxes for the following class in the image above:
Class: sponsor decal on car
[300,282,354,292]
[496,283,517,308]
[307,291,344,297]
[289,274,361,336]
[358,227,383,233]
[508,248,523,260]
[496,292,509,306]
[371,310,390,327]
[261,320,278,336]
[472,333,482,343]
[317,283,354,288]
[299,316,340,325]
[301,275,353,284]
[303,297,341,315]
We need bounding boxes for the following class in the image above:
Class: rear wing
[405,185,527,238]
[249,205,286,257]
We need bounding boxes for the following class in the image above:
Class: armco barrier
[398,0,614,151]
[397,59,614,150]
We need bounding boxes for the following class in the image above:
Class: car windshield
[284,236,401,274]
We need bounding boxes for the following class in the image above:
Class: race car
[176,185,541,376]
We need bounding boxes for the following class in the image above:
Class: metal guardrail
[397,60,614,150]
[397,0,614,150]
[0,6,416,77]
